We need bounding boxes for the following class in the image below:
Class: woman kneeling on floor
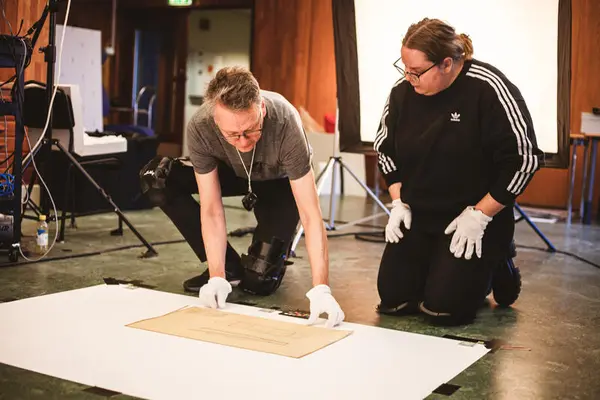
[374,18,542,325]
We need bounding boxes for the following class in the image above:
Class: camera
[242,192,258,211]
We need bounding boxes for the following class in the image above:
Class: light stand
[290,110,390,254]
[513,203,556,252]
[22,0,158,258]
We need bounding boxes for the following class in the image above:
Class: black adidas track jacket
[374,59,543,232]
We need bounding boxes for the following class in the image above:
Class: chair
[133,86,156,130]
[103,86,156,137]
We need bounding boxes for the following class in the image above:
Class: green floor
[0,196,599,399]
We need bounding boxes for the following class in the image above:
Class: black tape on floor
[432,383,461,396]
[82,386,121,397]
[443,334,505,353]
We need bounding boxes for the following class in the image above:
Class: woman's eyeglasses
[393,57,439,84]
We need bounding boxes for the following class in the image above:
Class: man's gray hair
[204,66,261,115]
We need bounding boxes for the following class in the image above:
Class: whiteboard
[353,0,559,154]
[0,284,489,400]
[54,24,104,132]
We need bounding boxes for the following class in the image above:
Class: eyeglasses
[394,57,439,84]
[221,109,263,142]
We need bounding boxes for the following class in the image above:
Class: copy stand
[290,114,390,254]
[22,0,157,258]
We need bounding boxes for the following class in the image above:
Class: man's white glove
[444,206,492,260]
[386,199,412,243]
[306,285,345,328]
[198,277,232,309]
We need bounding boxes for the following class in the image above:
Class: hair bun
[459,33,474,59]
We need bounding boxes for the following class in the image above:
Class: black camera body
[242,192,258,211]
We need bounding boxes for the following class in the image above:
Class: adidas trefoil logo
[450,112,461,122]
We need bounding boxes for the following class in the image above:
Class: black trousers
[377,209,514,324]
[156,160,300,265]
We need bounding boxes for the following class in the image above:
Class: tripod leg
[59,164,73,242]
[22,164,43,221]
[513,203,556,252]
[338,159,391,216]
[290,157,336,256]
[69,165,77,228]
[53,141,158,257]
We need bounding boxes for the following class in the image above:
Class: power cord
[514,244,600,270]
[0,172,14,197]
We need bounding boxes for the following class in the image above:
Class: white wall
[55,25,103,133]
[182,9,252,156]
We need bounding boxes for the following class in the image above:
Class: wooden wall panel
[252,0,336,124]
[17,0,48,83]
[517,0,600,216]
[0,0,48,83]
[305,0,337,125]
[0,0,18,84]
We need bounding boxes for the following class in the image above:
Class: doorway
[182,8,253,156]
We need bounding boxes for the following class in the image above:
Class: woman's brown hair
[402,18,474,63]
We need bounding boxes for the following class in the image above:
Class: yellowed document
[127,307,352,358]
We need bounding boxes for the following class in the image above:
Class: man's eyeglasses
[222,110,263,142]
[394,57,438,84]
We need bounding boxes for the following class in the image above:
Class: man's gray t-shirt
[186,90,312,182]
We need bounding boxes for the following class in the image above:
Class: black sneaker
[492,257,522,307]
[183,262,243,293]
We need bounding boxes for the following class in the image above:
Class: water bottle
[36,215,49,254]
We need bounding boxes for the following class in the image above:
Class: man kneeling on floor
[141,66,344,328]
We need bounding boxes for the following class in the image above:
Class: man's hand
[444,206,492,259]
[306,285,345,328]
[386,198,412,243]
[198,277,232,308]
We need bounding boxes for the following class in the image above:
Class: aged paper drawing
[127,307,352,358]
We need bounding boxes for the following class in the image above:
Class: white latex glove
[198,277,232,309]
[386,198,412,243]
[306,285,345,328]
[444,206,493,260]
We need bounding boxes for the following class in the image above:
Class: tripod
[290,113,390,254]
[22,0,157,258]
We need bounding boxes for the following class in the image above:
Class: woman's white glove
[386,199,412,243]
[444,206,492,259]
[198,277,232,309]
[306,285,345,328]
